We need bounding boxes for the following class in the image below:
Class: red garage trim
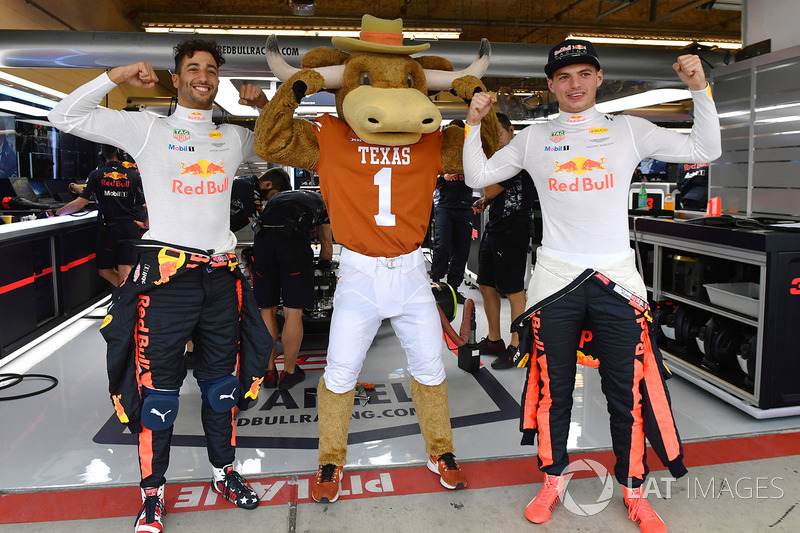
[58,253,96,272]
[0,431,797,525]
[0,267,54,295]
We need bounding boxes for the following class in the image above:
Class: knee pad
[140,388,180,430]
[198,375,240,413]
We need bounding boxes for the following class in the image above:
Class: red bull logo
[154,248,186,285]
[567,115,586,123]
[101,171,131,188]
[180,160,225,178]
[112,394,130,423]
[553,44,587,58]
[577,351,600,369]
[244,376,264,400]
[553,157,606,175]
[188,111,205,120]
[121,161,137,169]
[550,157,614,192]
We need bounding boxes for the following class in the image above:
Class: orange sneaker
[311,464,343,503]
[624,486,667,533]
[525,474,564,524]
[427,452,467,489]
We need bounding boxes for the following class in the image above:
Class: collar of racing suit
[171,105,214,124]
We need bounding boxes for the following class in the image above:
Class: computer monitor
[9,177,37,202]
[45,179,73,202]
[29,180,53,201]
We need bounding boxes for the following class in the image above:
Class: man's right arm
[48,64,157,156]
[56,197,89,216]
[317,224,333,261]
[463,93,527,189]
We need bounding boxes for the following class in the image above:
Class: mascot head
[267,14,490,146]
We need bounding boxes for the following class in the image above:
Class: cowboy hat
[331,14,431,55]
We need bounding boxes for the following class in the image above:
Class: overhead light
[143,24,461,40]
[597,88,691,114]
[568,34,742,50]
[0,71,67,101]
[0,101,50,117]
[0,84,59,108]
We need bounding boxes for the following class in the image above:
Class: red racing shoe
[624,486,667,533]
[525,473,564,523]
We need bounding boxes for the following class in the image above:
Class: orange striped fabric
[640,319,681,461]
[139,427,154,480]
[628,357,646,480]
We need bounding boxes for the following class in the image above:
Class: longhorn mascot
[253,15,500,503]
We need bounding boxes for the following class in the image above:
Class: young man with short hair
[463,40,721,533]
[49,39,272,533]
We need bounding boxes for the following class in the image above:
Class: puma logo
[149,408,172,423]
[219,388,237,401]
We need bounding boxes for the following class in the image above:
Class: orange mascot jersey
[312,114,443,258]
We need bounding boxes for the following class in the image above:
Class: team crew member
[472,113,536,369]
[430,122,474,302]
[252,167,333,390]
[48,39,272,533]
[229,173,265,232]
[57,144,146,286]
[463,40,721,532]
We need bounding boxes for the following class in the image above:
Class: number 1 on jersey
[373,167,396,226]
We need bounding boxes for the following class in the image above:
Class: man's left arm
[631,54,722,163]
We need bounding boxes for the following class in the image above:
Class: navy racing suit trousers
[136,265,243,489]
[526,279,663,488]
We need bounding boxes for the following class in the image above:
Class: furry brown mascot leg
[410,377,454,456]
[317,375,355,466]
[411,376,466,489]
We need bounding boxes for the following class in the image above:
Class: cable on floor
[0,373,58,401]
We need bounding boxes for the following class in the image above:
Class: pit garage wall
[710,44,800,219]
[743,0,800,52]
[0,213,107,359]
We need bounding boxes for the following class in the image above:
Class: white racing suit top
[48,73,259,253]
[463,84,721,295]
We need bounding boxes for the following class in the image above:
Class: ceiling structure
[115,0,742,122]
[122,0,741,44]
[1,1,743,125]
